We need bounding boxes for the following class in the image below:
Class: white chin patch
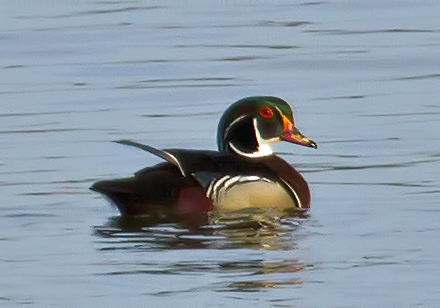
[229,140,274,158]
[256,143,273,156]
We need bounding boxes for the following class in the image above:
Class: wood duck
[90,96,317,216]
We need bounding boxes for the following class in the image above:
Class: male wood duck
[90,96,317,216]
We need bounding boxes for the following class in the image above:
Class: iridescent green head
[217,96,316,158]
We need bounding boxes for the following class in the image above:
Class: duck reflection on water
[94,207,308,251]
[94,208,311,292]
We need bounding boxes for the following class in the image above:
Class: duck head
[217,96,317,158]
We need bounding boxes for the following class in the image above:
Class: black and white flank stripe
[205,175,303,208]
[206,175,272,203]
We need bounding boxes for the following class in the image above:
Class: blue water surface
[1,1,439,307]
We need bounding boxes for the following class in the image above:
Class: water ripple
[17,5,163,20]
[94,209,306,251]
[174,44,298,49]
[304,28,437,35]
[306,158,440,173]
[397,73,440,80]
[117,77,248,89]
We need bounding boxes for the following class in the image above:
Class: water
[1,1,440,306]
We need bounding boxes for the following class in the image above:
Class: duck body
[91,146,311,215]
[91,96,316,216]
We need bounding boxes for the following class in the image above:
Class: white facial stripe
[228,111,286,158]
[223,115,247,144]
[227,118,278,158]
[254,118,276,157]
[274,106,284,117]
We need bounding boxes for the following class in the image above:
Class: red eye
[259,107,274,119]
